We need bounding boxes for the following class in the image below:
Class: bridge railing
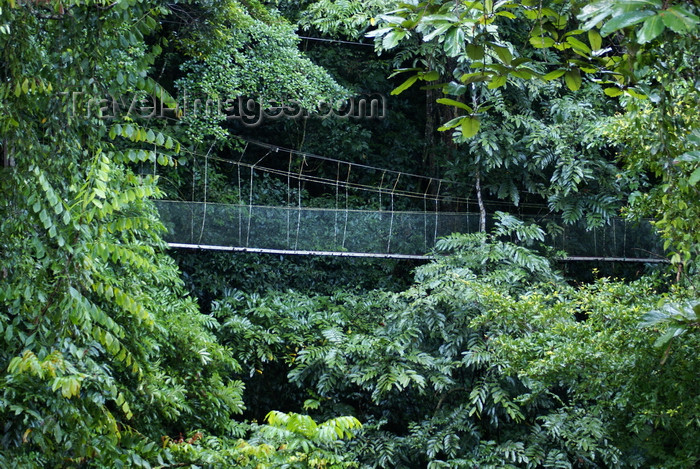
[154,200,666,260]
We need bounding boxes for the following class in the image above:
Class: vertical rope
[423,179,432,250]
[342,164,351,249]
[246,166,254,247]
[190,155,196,243]
[287,151,293,248]
[237,144,247,245]
[378,171,386,211]
[434,180,442,244]
[196,147,210,244]
[387,173,400,253]
[334,162,340,246]
[594,224,598,257]
[294,155,306,250]
[562,224,566,254]
[246,150,270,247]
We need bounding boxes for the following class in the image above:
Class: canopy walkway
[155,140,667,262]
[155,201,665,262]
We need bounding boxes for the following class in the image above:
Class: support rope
[387,173,400,253]
[287,151,293,248]
[294,155,306,250]
[237,143,248,245]
[342,164,351,249]
[196,144,214,244]
[434,180,442,243]
[423,179,433,250]
[247,150,271,247]
[334,162,340,246]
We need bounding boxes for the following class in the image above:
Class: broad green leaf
[689,167,700,186]
[422,22,452,42]
[529,36,555,48]
[581,10,613,31]
[496,11,516,19]
[588,29,603,50]
[667,5,700,30]
[566,37,591,54]
[625,87,648,99]
[390,75,418,95]
[604,87,624,97]
[444,81,467,96]
[564,68,582,91]
[466,44,485,60]
[444,27,465,57]
[436,98,473,112]
[636,15,665,43]
[460,72,491,84]
[487,75,507,89]
[365,27,392,38]
[676,151,700,163]
[421,70,440,81]
[490,43,512,65]
[599,10,655,36]
[460,117,480,138]
[437,116,462,131]
[382,30,406,49]
[659,9,687,33]
[542,69,566,81]
[659,6,698,33]
[511,67,535,79]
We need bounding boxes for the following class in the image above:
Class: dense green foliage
[1,0,698,467]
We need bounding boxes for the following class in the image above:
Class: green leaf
[466,44,485,60]
[564,68,582,91]
[391,75,418,95]
[421,70,440,81]
[529,36,555,48]
[566,37,591,54]
[666,5,700,32]
[604,87,624,97]
[637,15,665,43]
[487,75,507,89]
[658,8,693,34]
[422,22,452,42]
[444,27,465,57]
[689,167,700,186]
[542,69,566,81]
[490,44,512,65]
[365,27,392,38]
[600,10,655,36]
[460,117,480,138]
[496,11,516,20]
[437,116,464,131]
[383,30,406,49]
[588,30,603,51]
[460,72,491,84]
[436,98,473,112]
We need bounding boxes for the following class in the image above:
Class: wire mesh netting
[155,201,665,260]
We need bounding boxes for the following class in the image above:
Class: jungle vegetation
[0,0,698,467]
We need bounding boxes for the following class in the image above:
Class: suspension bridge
[154,140,667,263]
